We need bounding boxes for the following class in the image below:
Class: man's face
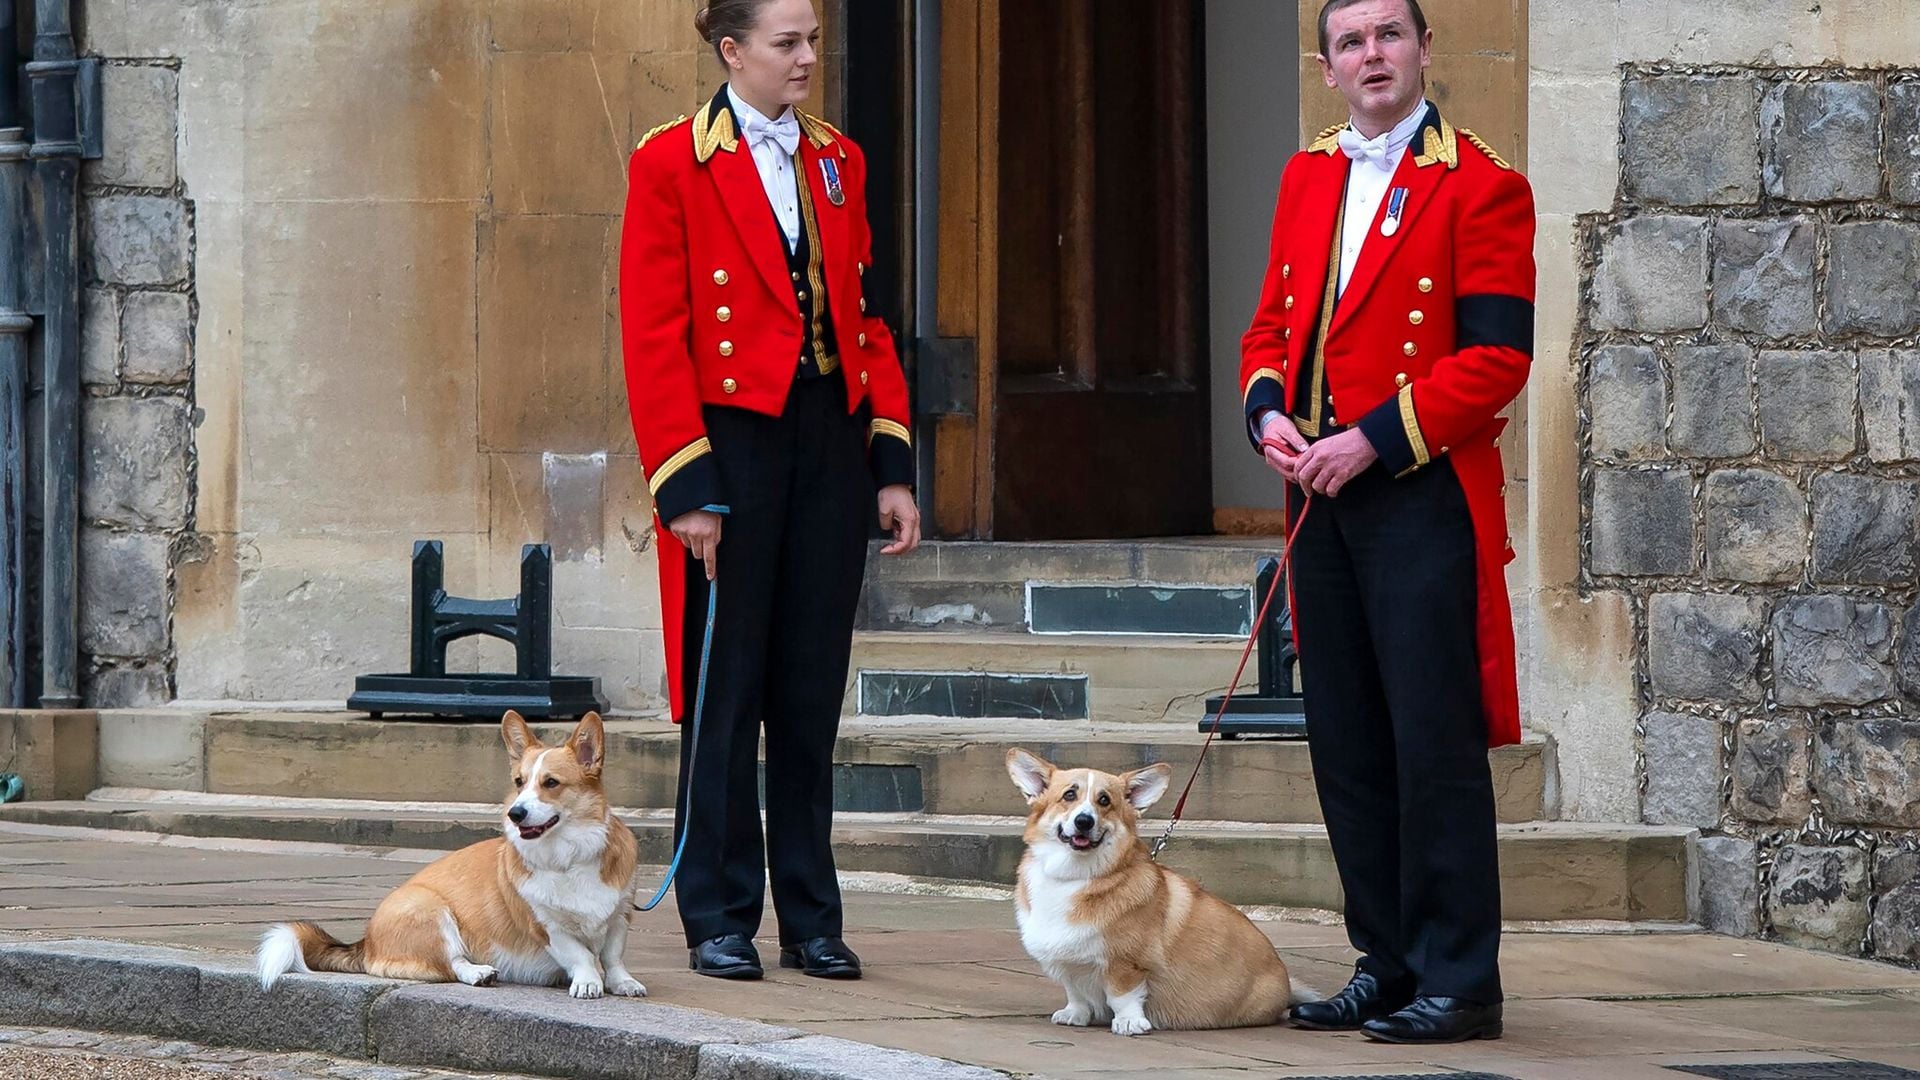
[1319,0,1432,131]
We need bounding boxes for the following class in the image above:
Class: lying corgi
[1006,748,1300,1035]
[257,711,645,999]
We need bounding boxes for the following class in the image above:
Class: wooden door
[926,0,1211,540]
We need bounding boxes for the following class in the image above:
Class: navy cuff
[1243,373,1286,449]
[869,432,915,490]
[653,453,725,526]
[1357,389,1424,477]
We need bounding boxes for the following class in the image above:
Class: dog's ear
[1123,763,1173,811]
[1006,748,1054,802]
[501,711,540,760]
[567,712,605,777]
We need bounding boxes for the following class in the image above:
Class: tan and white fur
[256,712,645,1000]
[1007,749,1301,1035]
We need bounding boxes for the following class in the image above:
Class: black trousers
[1287,457,1503,1005]
[674,375,872,948]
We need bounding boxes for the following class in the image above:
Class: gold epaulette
[1458,128,1512,170]
[637,115,689,151]
[797,110,848,157]
[1307,122,1346,155]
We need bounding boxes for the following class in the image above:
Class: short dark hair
[1317,0,1429,57]
[694,0,779,62]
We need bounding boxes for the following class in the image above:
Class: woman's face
[722,0,820,114]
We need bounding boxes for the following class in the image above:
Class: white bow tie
[746,114,800,156]
[1337,126,1393,171]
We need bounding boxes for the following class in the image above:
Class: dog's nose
[508,805,528,824]
[1073,811,1095,833]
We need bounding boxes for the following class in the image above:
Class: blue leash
[636,579,718,911]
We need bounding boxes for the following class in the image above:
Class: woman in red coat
[619,0,919,982]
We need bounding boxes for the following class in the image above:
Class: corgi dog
[257,711,646,1000]
[1006,748,1300,1036]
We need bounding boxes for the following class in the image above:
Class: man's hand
[1259,412,1308,485]
[1296,428,1378,497]
[878,484,921,556]
[669,510,723,581]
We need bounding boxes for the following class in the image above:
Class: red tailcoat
[620,90,913,721]
[1240,109,1535,748]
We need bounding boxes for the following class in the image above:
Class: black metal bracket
[349,541,608,720]
[1200,556,1308,739]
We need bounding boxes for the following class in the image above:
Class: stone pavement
[0,1024,547,1079]
[2,821,1918,1079]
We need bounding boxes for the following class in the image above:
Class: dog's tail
[257,921,367,989]
[1289,976,1324,1005]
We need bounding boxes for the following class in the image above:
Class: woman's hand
[877,485,921,556]
[669,510,724,581]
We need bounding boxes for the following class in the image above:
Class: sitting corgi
[1006,748,1301,1035]
[257,711,645,999]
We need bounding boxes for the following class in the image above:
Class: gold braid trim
[1307,122,1346,155]
[647,438,713,496]
[637,115,688,150]
[870,419,912,447]
[1459,128,1513,170]
[692,107,738,163]
[1398,384,1430,469]
[797,110,848,157]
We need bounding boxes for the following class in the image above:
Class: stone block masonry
[1582,65,1920,964]
[78,59,193,708]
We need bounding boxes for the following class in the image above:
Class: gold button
[716,306,731,323]
[792,270,801,281]
[858,332,867,346]
[1409,310,1424,325]
[718,341,734,357]
[798,290,810,302]
[1395,372,1407,388]
[1285,296,1295,311]
[713,269,729,286]
[1283,264,1291,278]
[1418,277,1433,293]
[1284,328,1292,340]
[860,297,868,312]
[722,378,738,394]
[1403,342,1417,356]
[858,262,866,275]
[1440,445,1450,454]
[1500,484,1508,496]
[860,371,870,385]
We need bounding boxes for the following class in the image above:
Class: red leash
[1150,438,1313,862]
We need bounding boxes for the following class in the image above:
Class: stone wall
[72,0,807,712]
[78,59,193,707]
[1579,66,1920,963]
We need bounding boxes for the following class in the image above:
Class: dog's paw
[609,976,648,998]
[1110,1016,1152,1037]
[569,976,605,999]
[455,964,498,987]
[1051,1005,1093,1027]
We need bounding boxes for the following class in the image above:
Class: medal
[820,159,845,207]
[1381,187,1408,237]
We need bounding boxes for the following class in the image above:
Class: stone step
[0,794,1692,922]
[857,539,1283,634]
[846,631,1264,723]
[115,712,1550,824]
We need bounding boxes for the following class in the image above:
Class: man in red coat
[1240,0,1533,1044]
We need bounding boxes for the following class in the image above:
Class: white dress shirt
[733,93,802,252]
[1336,101,1429,295]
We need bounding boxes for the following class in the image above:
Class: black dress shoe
[778,936,861,979]
[1289,970,1414,1031]
[1362,996,1503,1043]
[688,933,763,980]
